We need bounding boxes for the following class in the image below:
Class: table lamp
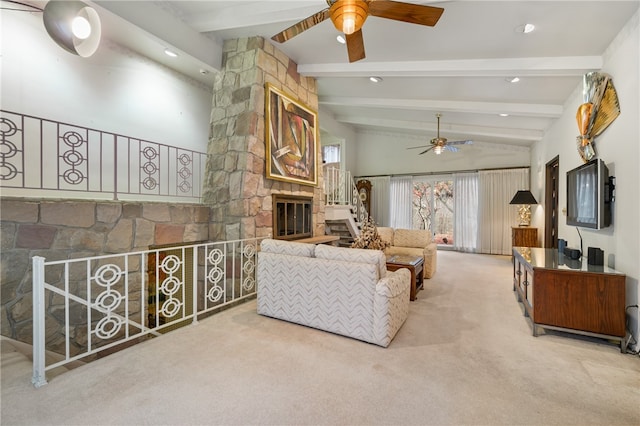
[509,190,538,226]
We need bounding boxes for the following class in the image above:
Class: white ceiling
[72,1,640,148]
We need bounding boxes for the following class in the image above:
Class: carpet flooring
[2,250,639,425]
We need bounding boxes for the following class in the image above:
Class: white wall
[1,8,213,152]
[318,106,358,174]
[352,130,530,177]
[530,10,639,351]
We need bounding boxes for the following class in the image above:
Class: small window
[322,144,340,164]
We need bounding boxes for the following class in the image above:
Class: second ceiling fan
[271,0,444,63]
[408,114,473,155]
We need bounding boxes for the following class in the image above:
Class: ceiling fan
[271,0,444,63]
[407,114,473,155]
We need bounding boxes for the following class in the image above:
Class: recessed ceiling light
[164,48,178,58]
[515,23,535,34]
[506,77,520,83]
[369,76,382,83]
[499,113,509,117]
[336,35,346,44]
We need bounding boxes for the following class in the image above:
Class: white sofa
[377,227,438,279]
[257,239,411,347]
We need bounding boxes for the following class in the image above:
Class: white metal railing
[324,167,368,223]
[0,110,206,202]
[31,237,265,387]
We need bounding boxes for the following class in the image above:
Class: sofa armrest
[422,241,438,279]
[373,268,410,347]
[376,268,411,298]
[423,241,437,257]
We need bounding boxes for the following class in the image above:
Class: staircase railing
[0,110,206,202]
[31,237,265,387]
[323,166,368,223]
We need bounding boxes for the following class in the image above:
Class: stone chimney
[203,37,325,241]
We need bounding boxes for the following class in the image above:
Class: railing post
[192,245,199,325]
[345,170,352,205]
[113,135,118,201]
[326,168,331,205]
[32,256,48,388]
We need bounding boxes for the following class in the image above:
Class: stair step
[1,336,88,382]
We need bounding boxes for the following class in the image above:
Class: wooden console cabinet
[512,247,626,352]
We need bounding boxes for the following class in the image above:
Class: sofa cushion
[394,229,432,248]
[260,238,315,257]
[377,227,394,246]
[315,244,387,279]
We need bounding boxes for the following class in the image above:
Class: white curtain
[368,176,390,226]
[477,168,529,255]
[454,173,478,252]
[389,176,413,229]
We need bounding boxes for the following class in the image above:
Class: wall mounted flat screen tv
[566,159,611,229]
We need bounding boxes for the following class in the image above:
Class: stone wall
[0,198,210,343]
[203,37,325,241]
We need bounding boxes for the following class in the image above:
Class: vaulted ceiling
[41,1,640,148]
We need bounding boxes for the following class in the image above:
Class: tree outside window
[412,179,454,245]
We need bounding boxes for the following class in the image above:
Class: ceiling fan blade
[368,1,444,27]
[407,145,429,150]
[419,146,434,155]
[447,140,473,146]
[346,29,366,62]
[444,145,460,152]
[271,9,331,43]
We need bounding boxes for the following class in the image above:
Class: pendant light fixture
[43,1,101,57]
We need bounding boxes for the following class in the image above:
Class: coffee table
[385,254,424,301]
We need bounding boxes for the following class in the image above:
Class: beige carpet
[2,251,639,425]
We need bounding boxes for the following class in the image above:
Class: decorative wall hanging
[575,72,620,162]
[265,84,318,186]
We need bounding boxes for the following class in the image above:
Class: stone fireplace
[203,37,325,242]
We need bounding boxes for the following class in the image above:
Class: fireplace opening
[272,194,313,240]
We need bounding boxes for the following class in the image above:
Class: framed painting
[265,83,318,186]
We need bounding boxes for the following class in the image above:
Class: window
[322,144,340,164]
[412,179,454,246]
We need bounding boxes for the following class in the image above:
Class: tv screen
[566,159,610,229]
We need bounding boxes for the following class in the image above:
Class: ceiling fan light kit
[407,114,473,155]
[271,0,444,63]
[330,0,369,35]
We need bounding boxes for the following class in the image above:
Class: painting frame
[265,83,318,186]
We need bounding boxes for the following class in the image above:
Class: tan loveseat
[376,228,438,279]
